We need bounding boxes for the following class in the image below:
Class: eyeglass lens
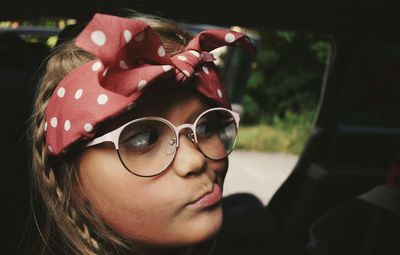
[117,109,237,177]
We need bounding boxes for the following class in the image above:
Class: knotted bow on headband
[45,13,256,155]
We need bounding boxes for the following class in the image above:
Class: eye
[196,115,236,137]
[196,120,218,137]
[121,128,159,152]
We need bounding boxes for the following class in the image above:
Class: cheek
[78,148,227,246]
[78,148,178,240]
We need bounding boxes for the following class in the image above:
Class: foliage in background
[237,30,330,154]
[236,109,316,154]
[243,30,330,124]
[0,18,75,47]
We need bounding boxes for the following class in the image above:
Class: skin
[78,84,229,253]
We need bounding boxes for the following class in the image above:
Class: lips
[189,183,222,208]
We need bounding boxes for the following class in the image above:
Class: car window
[337,40,400,133]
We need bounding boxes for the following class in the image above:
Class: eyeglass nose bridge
[172,123,197,148]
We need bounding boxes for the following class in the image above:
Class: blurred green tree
[243,30,330,124]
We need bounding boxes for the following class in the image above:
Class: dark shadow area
[0,31,50,254]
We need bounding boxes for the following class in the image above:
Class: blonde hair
[27,11,224,255]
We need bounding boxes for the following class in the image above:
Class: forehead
[135,82,217,117]
[96,83,216,134]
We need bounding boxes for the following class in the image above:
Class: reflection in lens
[166,138,177,155]
[118,119,176,177]
[196,110,237,160]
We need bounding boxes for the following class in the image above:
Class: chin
[179,203,224,245]
[115,204,224,248]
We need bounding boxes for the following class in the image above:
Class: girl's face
[78,85,228,248]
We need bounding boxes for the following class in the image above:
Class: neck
[126,236,218,255]
[125,244,186,255]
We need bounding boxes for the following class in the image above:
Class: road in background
[223,150,299,205]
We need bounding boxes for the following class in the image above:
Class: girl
[28,10,255,255]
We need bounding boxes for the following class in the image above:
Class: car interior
[1,1,399,254]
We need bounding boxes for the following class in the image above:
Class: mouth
[188,182,222,208]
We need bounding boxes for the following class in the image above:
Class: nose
[171,128,207,177]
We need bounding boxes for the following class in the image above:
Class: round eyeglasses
[86,107,240,177]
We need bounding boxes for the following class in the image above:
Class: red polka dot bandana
[45,13,256,155]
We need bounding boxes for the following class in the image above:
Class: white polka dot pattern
[119,60,129,70]
[177,55,187,61]
[92,61,102,71]
[91,30,106,46]
[97,94,108,105]
[158,46,166,57]
[217,89,223,98]
[102,67,109,77]
[64,120,71,131]
[123,30,132,43]
[84,123,94,132]
[57,87,65,98]
[224,33,235,43]
[50,117,58,128]
[189,50,200,58]
[202,66,209,75]
[138,80,147,90]
[162,65,172,72]
[75,89,83,99]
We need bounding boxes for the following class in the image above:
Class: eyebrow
[188,105,212,121]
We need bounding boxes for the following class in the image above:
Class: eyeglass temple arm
[231,110,240,128]
[86,131,118,148]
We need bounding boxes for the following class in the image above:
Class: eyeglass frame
[85,107,240,177]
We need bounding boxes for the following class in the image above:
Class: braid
[30,42,103,254]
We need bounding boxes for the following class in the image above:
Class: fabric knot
[200,51,216,62]
[171,51,204,84]
[170,51,217,85]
